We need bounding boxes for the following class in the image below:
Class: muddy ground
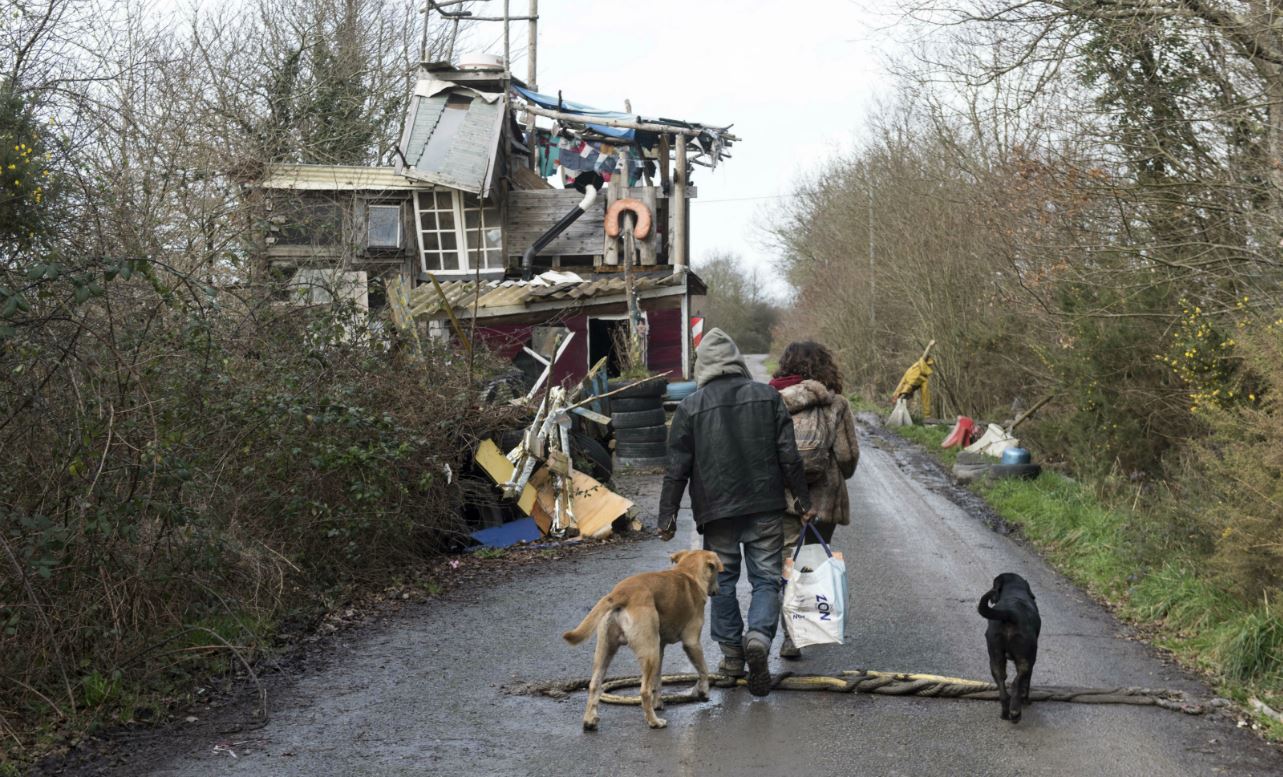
[36,355,1283,776]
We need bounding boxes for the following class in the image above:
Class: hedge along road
[74,354,1282,777]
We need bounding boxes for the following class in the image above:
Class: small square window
[367,204,402,248]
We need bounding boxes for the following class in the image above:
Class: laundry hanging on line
[556,138,645,185]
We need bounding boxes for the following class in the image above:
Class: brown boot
[779,635,801,659]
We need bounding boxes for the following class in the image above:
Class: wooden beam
[673,136,688,272]
[525,0,538,170]
[657,134,671,191]
[518,102,737,140]
[1008,394,1053,433]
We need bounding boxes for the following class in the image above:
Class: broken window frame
[413,189,502,275]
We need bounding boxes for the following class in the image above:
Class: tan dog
[563,549,724,730]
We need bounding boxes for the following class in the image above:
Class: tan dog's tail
[563,593,621,645]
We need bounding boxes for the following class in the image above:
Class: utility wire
[691,194,788,204]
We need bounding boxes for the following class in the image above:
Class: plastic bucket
[1000,447,1032,465]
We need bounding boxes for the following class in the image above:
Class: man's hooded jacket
[658,328,812,531]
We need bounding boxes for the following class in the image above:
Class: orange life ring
[604,198,653,240]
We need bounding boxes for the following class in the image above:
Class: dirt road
[57,355,1283,776]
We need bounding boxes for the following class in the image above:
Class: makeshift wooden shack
[254,57,735,382]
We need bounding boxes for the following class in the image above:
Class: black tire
[955,451,991,466]
[495,428,525,453]
[606,378,666,399]
[988,462,1041,480]
[953,464,991,484]
[615,424,668,444]
[612,407,666,429]
[571,431,613,482]
[615,440,668,459]
[610,396,664,413]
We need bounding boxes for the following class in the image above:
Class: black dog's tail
[978,591,1012,621]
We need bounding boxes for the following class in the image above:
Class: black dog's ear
[991,575,1004,597]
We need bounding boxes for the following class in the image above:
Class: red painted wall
[474,301,685,387]
[646,306,682,379]
[475,315,588,387]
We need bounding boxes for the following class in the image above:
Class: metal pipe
[521,184,599,281]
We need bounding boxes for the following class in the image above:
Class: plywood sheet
[473,439,537,514]
[528,468,633,539]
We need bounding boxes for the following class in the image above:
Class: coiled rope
[510,670,1205,714]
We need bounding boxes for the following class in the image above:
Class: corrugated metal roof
[259,165,420,191]
[397,87,504,196]
[407,272,688,320]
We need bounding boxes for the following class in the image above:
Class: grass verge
[877,418,1283,738]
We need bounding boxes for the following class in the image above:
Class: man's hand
[801,509,818,524]
[658,518,677,541]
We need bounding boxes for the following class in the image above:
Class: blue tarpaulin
[469,516,542,549]
[512,85,636,140]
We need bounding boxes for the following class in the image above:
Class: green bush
[1177,323,1283,599]
[0,281,518,752]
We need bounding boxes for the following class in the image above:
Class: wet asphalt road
[83,355,1283,776]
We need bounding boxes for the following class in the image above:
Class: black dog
[978,572,1041,723]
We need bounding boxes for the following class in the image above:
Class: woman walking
[769,340,859,658]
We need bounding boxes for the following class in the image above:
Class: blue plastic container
[1001,447,1032,465]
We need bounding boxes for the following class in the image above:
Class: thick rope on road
[509,670,1206,715]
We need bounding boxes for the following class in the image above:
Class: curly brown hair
[774,340,843,393]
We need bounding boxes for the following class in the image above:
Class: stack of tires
[608,378,668,469]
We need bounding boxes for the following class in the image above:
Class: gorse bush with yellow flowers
[1176,322,1283,599]
[0,90,54,250]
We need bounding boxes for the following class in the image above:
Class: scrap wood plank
[474,439,537,514]
[529,468,633,539]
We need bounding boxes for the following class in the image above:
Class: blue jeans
[702,512,784,649]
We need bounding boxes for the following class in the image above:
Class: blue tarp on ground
[469,516,542,549]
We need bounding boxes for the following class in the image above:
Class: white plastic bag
[963,423,1019,457]
[782,523,847,648]
[886,397,913,427]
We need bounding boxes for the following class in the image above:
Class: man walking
[658,328,814,696]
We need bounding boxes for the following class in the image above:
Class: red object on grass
[941,416,976,449]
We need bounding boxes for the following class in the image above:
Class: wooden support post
[603,156,625,266]
[525,0,538,170]
[1008,394,1053,433]
[657,134,671,191]
[673,136,688,272]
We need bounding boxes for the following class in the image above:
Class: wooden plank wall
[505,189,605,258]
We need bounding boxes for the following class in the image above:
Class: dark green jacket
[658,330,811,531]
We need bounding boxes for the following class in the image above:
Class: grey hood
[694,327,751,387]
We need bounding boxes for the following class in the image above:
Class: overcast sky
[468,0,894,298]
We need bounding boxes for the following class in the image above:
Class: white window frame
[413,190,502,275]
[366,203,403,249]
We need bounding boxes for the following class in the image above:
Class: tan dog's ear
[707,556,724,573]
[669,550,690,564]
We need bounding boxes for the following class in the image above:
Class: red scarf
[769,374,804,391]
